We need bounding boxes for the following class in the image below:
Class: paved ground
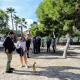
[0,46,80,80]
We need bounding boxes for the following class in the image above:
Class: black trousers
[33,46,38,54]
[47,45,50,52]
[26,47,30,58]
[52,45,55,53]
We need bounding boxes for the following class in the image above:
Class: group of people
[33,36,41,54]
[3,31,31,73]
[3,31,56,73]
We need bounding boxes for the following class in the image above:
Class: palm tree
[14,15,21,35]
[19,18,27,36]
[6,7,15,30]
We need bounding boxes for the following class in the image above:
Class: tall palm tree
[6,7,15,30]
[14,15,21,35]
[21,18,26,32]
[14,17,27,36]
[19,18,27,36]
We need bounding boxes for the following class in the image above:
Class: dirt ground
[0,46,80,80]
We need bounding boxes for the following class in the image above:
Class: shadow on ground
[31,49,80,59]
[69,46,80,50]
[13,66,80,80]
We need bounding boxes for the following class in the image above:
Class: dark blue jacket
[3,37,15,53]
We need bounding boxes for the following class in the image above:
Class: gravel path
[0,48,80,80]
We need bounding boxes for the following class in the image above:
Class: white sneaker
[18,65,25,68]
[25,65,28,68]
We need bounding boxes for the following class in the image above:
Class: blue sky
[0,0,42,21]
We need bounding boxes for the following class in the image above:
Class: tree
[6,7,15,30]
[36,0,80,58]
[0,9,9,35]
[30,21,44,37]
[14,15,21,35]
[0,9,9,28]
[75,3,80,30]
[18,18,27,36]
[0,27,11,36]
[36,0,64,37]
[30,21,38,36]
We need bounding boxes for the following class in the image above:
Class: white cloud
[25,19,33,26]
[23,19,33,31]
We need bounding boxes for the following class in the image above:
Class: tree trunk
[63,34,71,58]
[77,37,79,42]
[11,13,14,30]
[15,23,18,36]
[57,37,60,44]
[21,26,23,36]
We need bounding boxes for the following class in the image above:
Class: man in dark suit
[36,36,41,53]
[33,36,37,54]
[3,31,15,73]
[46,37,51,52]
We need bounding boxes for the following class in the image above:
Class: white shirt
[16,41,26,51]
